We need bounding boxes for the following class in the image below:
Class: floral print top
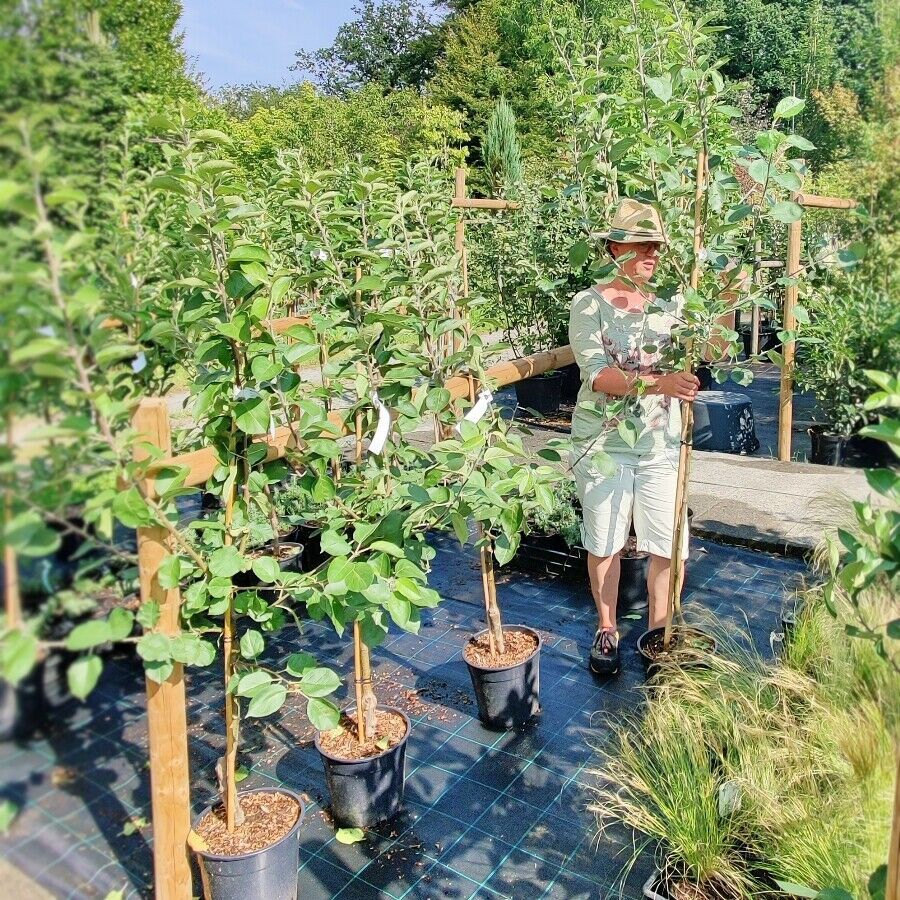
[568,285,684,456]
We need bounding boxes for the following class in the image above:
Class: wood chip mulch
[195,791,300,856]
[318,709,408,761]
[463,628,539,669]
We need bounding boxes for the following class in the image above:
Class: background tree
[482,97,523,196]
[292,0,440,96]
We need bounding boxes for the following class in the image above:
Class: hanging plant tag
[368,390,391,456]
[456,388,493,433]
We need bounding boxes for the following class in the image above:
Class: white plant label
[456,388,493,433]
[368,390,391,456]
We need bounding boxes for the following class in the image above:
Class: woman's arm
[593,367,699,401]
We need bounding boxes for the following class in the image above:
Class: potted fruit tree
[555,2,824,680]
[270,156,491,825]
[129,121,346,900]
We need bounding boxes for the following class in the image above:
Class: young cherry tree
[553,0,819,648]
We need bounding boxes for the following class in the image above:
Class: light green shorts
[570,447,689,559]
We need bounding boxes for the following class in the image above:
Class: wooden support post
[778,217,802,461]
[889,752,900,900]
[453,168,467,362]
[133,399,192,900]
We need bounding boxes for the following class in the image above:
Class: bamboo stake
[751,239,762,358]
[221,444,240,832]
[778,217,802,461]
[4,410,22,630]
[888,751,900,900]
[664,146,707,649]
[133,399,192,900]
[352,620,367,743]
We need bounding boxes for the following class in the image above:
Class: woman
[568,199,729,676]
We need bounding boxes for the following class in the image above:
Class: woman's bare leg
[587,551,621,630]
[647,554,685,630]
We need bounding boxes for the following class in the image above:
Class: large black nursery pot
[0,660,45,742]
[559,363,582,403]
[636,626,716,679]
[233,542,304,589]
[846,433,896,468]
[315,706,410,828]
[808,427,847,466]
[514,372,563,417]
[740,325,781,358]
[194,788,304,900]
[618,552,650,612]
[466,625,542,730]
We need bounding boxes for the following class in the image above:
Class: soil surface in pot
[319,709,408,761]
[642,629,714,662]
[249,543,301,562]
[463,629,539,669]
[195,791,300,856]
[621,535,648,559]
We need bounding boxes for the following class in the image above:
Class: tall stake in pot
[663,145,707,650]
[4,410,22,630]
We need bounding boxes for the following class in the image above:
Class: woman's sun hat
[596,199,664,243]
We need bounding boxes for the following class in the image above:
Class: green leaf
[335,827,365,845]
[235,396,271,435]
[591,451,618,477]
[68,655,102,700]
[137,602,160,630]
[252,555,280,583]
[246,683,287,717]
[1,631,38,684]
[617,420,639,448]
[158,555,183,589]
[299,667,341,698]
[774,96,805,120]
[386,595,419,632]
[769,201,803,224]
[112,487,154,528]
[646,74,672,102]
[137,633,172,663]
[569,240,590,269]
[450,512,469,547]
[228,244,271,265]
[209,545,245,578]
[3,511,60,557]
[886,618,900,640]
[286,652,317,677]
[240,629,264,659]
[66,620,112,651]
[107,608,135,643]
[774,882,818,899]
[321,530,352,556]
[236,670,273,697]
[307,697,341,730]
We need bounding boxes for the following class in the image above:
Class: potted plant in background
[795,277,898,466]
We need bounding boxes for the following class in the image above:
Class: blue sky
[180,0,358,91]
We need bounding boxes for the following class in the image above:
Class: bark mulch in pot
[463,628,539,669]
[194,790,301,856]
[642,629,714,661]
[318,709,408,762]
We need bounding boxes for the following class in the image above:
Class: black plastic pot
[740,325,781,358]
[234,542,304,589]
[315,706,410,828]
[808,428,847,466]
[636,626,717,678]
[465,626,542,730]
[285,524,325,572]
[194,788,304,900]
[696,365,713,391]
[618,553,650,612]
[559,364,582,403]
[0,660,46,742]
[846,433,896,469]
[514,373,563,417]
[513,532,584,579]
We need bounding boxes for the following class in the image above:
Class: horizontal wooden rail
[452,198,521,211]
[796,193,858,210]
[756,259,784,269]
[143,344,576,496]
[102,315,310,334]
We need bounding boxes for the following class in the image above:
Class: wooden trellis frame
[777,192,858,462]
